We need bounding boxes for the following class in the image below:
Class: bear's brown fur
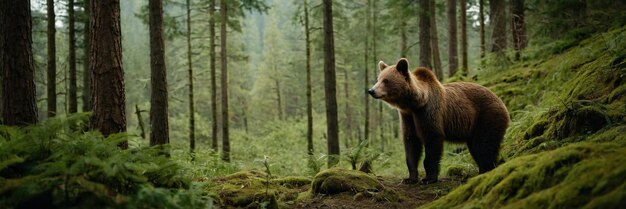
[368,58,509,184]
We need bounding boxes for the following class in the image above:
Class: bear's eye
[383,79,389,84]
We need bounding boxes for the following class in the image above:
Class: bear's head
[368,58,429,109]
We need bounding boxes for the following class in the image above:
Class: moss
[311,168,383,195]
[214,170,308,208]
[421,143,626,209]
[445,164,474,180]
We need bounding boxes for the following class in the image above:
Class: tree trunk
[149,0,169,146]
[479,0,485,59]
[460,0,468,75]
[373,0,383,151]
[304,0,313,156]
[419,0,432,69]
[400,20,408,57]
[209,0,218,151]
[274,79,283,120]
[342,66,352,149]
[186,0,195,152]
[0,0,38,126]
[322,0,339,167]
[447,0,458,76]
[89,0,127,148]
[430,0,443,80]
[68,0,78,114]
[135,104,146,139]
[220,0,230,162]
[490,0,507,53]
[511,0,526,60]
[47,0,57,117]
[82,0,91,113]
[363,0,371,144]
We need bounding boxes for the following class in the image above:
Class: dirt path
[292,177,463,209]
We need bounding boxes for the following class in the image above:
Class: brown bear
[368,58,509,185]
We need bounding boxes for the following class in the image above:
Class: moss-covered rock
[214,170,308,208]
[311,168,383,195]
[421,143,626,209]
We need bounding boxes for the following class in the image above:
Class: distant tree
[447,0,458,76]
[304,0,313,156]
[186,0,196,152]
[220,0,230,162]
[418,0,432,69]
[479,0,485,59]
[323,0,340,167]
[363,0,371,144]
[209,0,218,151]
[490,0,507,53]
[89,0,127,148]
[82,0,91,113]
[68,0,78,114]
[149,0,169,146]
[47,0,57,117]
[511,0,526,60]
[460,0,468,74]
[0,0,38,126]
[430,0,443,80]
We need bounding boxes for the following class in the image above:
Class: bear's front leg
[422,136,444,185]
[400,112,422,184]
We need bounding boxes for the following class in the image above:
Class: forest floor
[292,177,463,209]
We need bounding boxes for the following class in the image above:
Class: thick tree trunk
[511,0,526,60]
[447,0,458,76]
[89,0,127,148]
[220,0,230,162]
[0,0,38,126]
[47,0,57,117]
[419,0,432,69]
[460,0,468,75]
[149,0,169,146]
[304,0,313,156]
[323,0,340,167]
[490,0,507,53]
[68,0,78,114]
[82,0,91,113]
[186,0,195,152]
[363,0,371,144]
[209,0,218,151]
[430,0,443,80]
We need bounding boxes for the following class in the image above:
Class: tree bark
[490,0,507,53]
[0,0,38,126]
[400,20,408,58]
[460,0,468,75]
[363,0,371,144]
[82,0,91,113]
[430,0,443,80]
[511,0,526,60]
[342,66,352,149]
[68,0,78,114]
[89,0,127,148]
[274,79,283,120]
[220,0,230,162]
[209,0,218,151]
[47,0,57,117]
[323,0,340,167]
[186,0,195,152]
[304,0,313,156]
[373,0,383,151]
[479,0,485,59]
[447,0,458,76]
[149,0,169,146]
[419,0,432,69]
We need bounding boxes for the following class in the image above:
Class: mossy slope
[422,25,626,208]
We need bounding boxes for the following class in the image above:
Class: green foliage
[0,114,213,209]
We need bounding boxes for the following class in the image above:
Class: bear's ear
[395,58,409,76]
[378,61,388,72]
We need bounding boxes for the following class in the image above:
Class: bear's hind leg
[467,129,503,173]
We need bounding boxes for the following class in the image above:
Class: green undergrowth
[208,170,311,209]
[0,114,214,209]
[422,25,626,208]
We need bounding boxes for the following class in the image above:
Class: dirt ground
[291,176,463,209]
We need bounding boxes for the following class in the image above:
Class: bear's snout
[368,88,382,99]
